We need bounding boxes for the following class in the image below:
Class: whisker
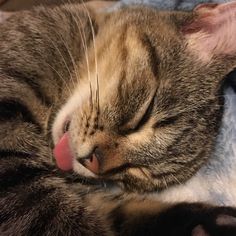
[44,61,73,96]
[70,0,92,84]
[81,0,98,75]
[96,74,100,115]
[62,0,100,133]
[154,101,227,120]
[45,5,80,92]
[81,1,100,118]
[67,0,94,126]
[63,1,91,84]
[162,176,168,189]
[44,34,74,93]
[139,167,152,181]
[54,32,79,93]
[89,82,93,111]
[170,173,182,185]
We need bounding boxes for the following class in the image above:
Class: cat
[1,1,236,236]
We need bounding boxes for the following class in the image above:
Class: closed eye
[153,115,179,128]
[131,97,155,132]
[123,95,156,135]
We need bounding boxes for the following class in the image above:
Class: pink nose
[53,132,73,171]
[83,153,99,174]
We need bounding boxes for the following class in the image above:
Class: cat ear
[183,1,236,62]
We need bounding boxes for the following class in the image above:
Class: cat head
[53,2,236,193]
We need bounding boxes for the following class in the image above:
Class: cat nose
[79,148,100,174]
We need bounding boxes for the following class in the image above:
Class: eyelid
[153,115,179,129]
[121,92,156,134]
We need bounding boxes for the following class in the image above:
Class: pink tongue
[53,132,73,171]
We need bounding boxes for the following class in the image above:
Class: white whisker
[44,34,74,93]
[81,1,100,116]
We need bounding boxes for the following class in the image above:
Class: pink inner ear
[194,3,219,13]
[183,1,236,61]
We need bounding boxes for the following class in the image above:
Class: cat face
[53,3,236,192]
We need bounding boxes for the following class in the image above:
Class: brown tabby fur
[64,6,226,192]
[1,1,236,236]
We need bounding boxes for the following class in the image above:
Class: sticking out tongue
[53,132,73,171]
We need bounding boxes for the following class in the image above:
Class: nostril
[78,146,102,174]
[85,153,99,174]
[89,154,95,162]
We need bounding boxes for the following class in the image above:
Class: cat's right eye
[153,115,178,128]
[133,97,155,131]
[123,96,156,135]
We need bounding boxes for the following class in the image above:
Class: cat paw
[156,203,236,236]
[190,206,236,236]
[112,201,236,236]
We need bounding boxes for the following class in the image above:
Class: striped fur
[1,1,236,236]
[0,4,113,235]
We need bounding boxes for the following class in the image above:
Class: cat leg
[110,199,236,236]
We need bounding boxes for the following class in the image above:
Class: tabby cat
[1,1,236,236]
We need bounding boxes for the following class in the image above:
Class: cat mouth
[53,132,96,177]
